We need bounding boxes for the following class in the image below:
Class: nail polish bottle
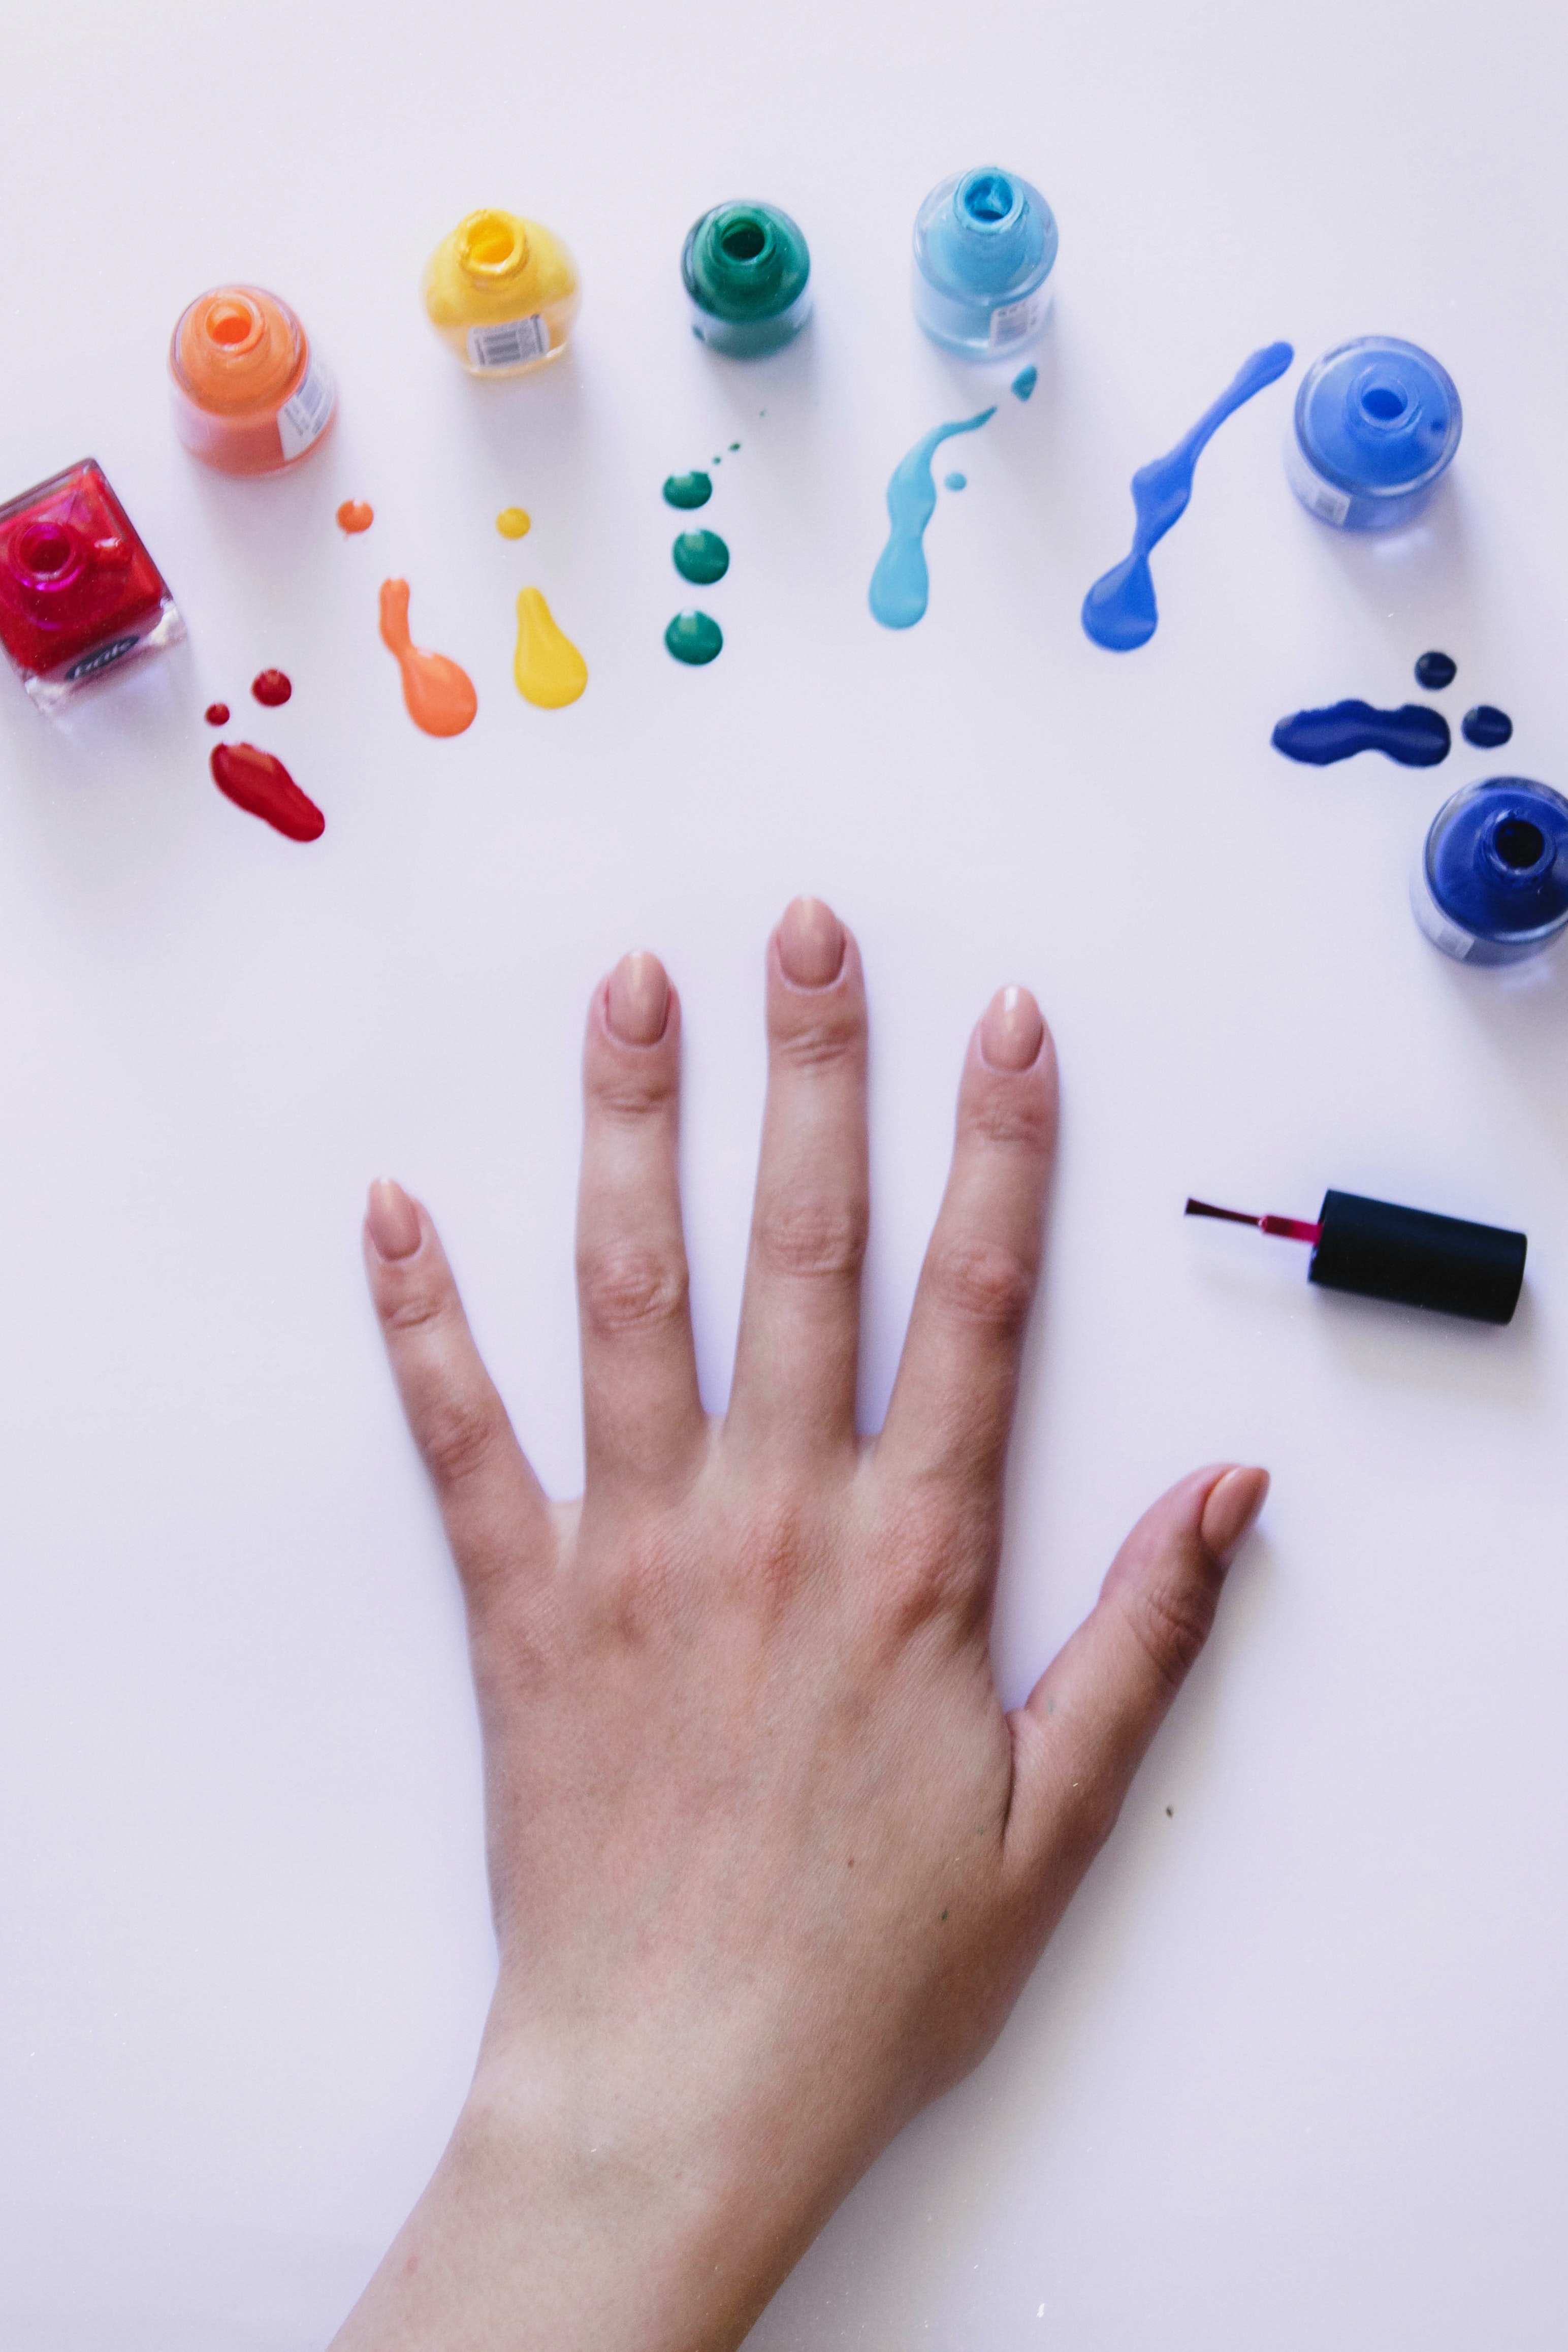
[423,208,581,376]
[911,166,1058,360]
[1413,776,1568,964]
[1187,1193,1526,1325]
[681,201,812,356]
[169,285,336,475]
[0,459,183,710]
[1286,336,1461,529]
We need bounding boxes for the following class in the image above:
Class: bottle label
[63,633,140,683]
[988,288,1049,348]
[467,315,551,371]
[278,357,335,462]
[1285,433,1352,526]
[1411,866,1477,961]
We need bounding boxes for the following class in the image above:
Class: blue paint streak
[1271,701,1451,768]
[1011,364,1038,401]
[944,470,967,491]
[1081,341,1294,652]
[1462,704,1513,749]
[870,407,996,629]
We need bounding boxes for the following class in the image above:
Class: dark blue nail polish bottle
[1413,777,1568,964]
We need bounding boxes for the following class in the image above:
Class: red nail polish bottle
[0,459,183,710]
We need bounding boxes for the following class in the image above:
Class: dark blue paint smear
[1462,704,1513,749]
[1415,649,1457,690]
[1271,701,1451,768]
[869,407,996,629]
[1082,341,1294,652]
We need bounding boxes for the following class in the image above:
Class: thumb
[1004,1464,1268,1889]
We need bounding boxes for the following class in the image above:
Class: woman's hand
[333,898,1266,2352]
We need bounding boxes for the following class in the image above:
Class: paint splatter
[663,471,713,510]
[1415,649,1456,690]
[336,500,374,534]
[665,611,722,665]
[1011,365,1038,401]
[1082,341,1295,651]
[210,743,325,842]
[1462,704,1513,749]
[378,579,478,737]
[1271,701,1451,767]
[728,441,740,451]
[673,529,729,585]
[514,587,587,707]
[869,407,996,630]
[204,702,229,726]
[251,668,292,707]
[496,507,531,539]
[944,471,967,491]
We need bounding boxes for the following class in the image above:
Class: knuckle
[925,1235,1036,1335]
[874,1486,987,1634]
[773,1001,864,1074]
[382,1278,453,1338]
[590,1058,677,1124]
[733,1491,821,1611]
[578,1239,688,1338]
[1122,1569,1218,1692]
[968,1087,1054,1154]
[421,1387,506,1493]
[754,1192,869,1285]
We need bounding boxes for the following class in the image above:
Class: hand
[334,898,1267,2352]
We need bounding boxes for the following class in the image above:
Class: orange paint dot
[336,499,374,534]
[378,578,477,738]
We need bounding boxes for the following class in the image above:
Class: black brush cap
[1308,1191,1526,1324]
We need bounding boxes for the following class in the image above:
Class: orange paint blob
[378,579,477,738]
[337,499,374,534]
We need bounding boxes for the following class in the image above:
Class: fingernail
[367,1178,422,1261]
[979,984,1044,1073]
[1200,1466,1270,1565]
[778,897,845,989]
[606,951,669,1045]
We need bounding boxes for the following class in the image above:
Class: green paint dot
[673,529,729,585]
[665,610,723,665]
[728,440,740,451]
[663,470,712,510]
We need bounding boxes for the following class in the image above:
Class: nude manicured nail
[606,951,669,1045]
[1200,1465,1270,1564]
[778,897,845,989]
[979,984,1044,1072]
[367,1178,421,1261]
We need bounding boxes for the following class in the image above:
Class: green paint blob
[673,529,729,585]
[728,440,740,451]
[663,471,712,510]
[665,611,723,665]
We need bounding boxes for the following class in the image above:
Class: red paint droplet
[210,743,325,842]
[337,499,374,534]
[204,702,230,725]
[251,668,292,707]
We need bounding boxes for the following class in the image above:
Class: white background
[2,1,1565,2343]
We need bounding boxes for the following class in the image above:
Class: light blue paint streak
[1081,341,1294,652]
[1011,364,1037,400]
[869,407,996,629]
[944,470,967,491]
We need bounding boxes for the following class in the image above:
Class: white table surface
[2,1,1565,2342]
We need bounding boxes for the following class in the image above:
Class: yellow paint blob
[496,506,531,538]
[514,587,587,708]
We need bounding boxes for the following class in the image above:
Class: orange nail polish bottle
[168,285,336,475]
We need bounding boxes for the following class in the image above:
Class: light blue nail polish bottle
[911,166,1059,360]
[1413,778,1568,964]
[1286,336,1461,529]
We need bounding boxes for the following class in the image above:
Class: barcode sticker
[278,357,335,462]
[466,314,551,371]
[988,289,1048,348]
[1285,436,1352,526]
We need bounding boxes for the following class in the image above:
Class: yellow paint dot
[514,587,587,708]
[496,506,531,539]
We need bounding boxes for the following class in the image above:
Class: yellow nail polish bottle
[423,208,582,377]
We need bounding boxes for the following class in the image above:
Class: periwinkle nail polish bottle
[1413,777,1568,964]
[169,285,336,474]
[682,201,812,356]
[911,165,1058,359]
[0,459,183,709]
[1286,335,1461,529]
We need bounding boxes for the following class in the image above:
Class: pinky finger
[364,1179,555,1604]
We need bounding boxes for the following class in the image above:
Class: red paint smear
[337,499,374,534]
[251,667,292,706]
[210,743,325,842]
[204,701,230,725]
